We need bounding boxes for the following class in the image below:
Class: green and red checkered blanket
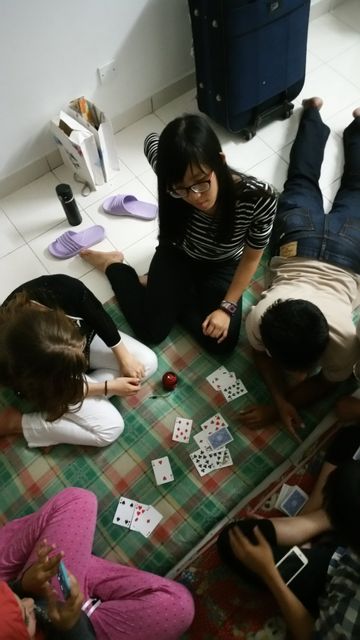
[0,257,348,576]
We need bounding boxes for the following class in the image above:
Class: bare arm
[225,246,264,304]
[229,526,315,640]
[202,247,264,342]
[241,349,338,433]
[111,342,145,379]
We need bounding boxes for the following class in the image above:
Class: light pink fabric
[0,488,194,640]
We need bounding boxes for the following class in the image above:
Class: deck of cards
[275,484,309,516]
[113,496,163,538]
[190,412,234,476]
[206,366,247,402]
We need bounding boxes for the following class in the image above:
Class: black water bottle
[56,184,82,226]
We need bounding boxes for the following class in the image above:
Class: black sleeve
[76,282,121,348]
[3,275,120,349]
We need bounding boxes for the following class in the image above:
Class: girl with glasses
[81,114,277,354]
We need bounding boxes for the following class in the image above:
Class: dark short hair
[323,460,360,553]
[259,299,329,371]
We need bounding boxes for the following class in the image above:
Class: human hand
[202,309,231,343]
[21,540,63,596]
[229,525,276,580]
[119,354,145,379]
[239,404,277,428]
[44,572,83,631]
[275,399,303,442]
[108,377,141,397]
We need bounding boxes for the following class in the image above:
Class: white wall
[0,0,193,181]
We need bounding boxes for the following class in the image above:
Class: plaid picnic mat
[0,256,351,576]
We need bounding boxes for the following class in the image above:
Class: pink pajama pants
[0,488,194,639]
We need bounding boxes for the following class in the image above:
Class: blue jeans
[271,108,360,274]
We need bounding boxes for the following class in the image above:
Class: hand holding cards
[113,496,163,538]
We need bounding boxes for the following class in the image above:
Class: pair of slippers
[49,193,157,259]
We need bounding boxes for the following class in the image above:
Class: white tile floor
[1,0,360,304]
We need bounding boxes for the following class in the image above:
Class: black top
[2,274,120,349]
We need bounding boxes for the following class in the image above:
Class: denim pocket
[274,207,315,240]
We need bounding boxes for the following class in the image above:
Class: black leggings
[105,244,242,355]
[217,519,336,617]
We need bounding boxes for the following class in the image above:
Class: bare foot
[138,274,148,287]
[0,407,23,437]
[302,97,323,111]
[353,107,360,119]
[80,249,124,273]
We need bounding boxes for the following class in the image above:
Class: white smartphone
[275,545,308,585]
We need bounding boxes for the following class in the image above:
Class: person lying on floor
[0,274,157,448]
[0,487,194,640]
[217,458,360,640]
[81,113,277,355]
[241,98,360,438]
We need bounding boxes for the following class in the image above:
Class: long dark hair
[0,294,87,419]
[156,113,271,243]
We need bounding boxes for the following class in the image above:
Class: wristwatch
[220,300,238,317]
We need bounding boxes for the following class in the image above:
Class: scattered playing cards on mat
[275,484,309,516]
[113,496,163,537]
[190,412,234,475]
[206,366,247,402]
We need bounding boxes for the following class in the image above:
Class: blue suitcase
[188,0,311,138]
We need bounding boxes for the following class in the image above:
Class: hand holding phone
[276,545,308,585]
[57,560,71,599]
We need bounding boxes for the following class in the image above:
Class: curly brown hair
[0,294,87,419]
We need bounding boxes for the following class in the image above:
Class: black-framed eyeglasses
[168,172,213,199]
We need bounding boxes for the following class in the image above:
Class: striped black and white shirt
[144,132,277,262]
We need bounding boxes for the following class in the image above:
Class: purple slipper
[102,194,157,220]
[48,225,105,259]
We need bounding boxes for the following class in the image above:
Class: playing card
[130,505,163,538]
[193,431,212,453]
[201,413,228,435]
[129,502,150,532]
[217,448,233,468]
[190,449,214,477]
[207,448,226,469]
[222,378,248,402]
[280,486,308,516]
[206,366,232,391]
[275,483,292,510]
[207,427,233,450]
[112,496,135,528]
[151,456,174,485]
[172,417,193,443]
